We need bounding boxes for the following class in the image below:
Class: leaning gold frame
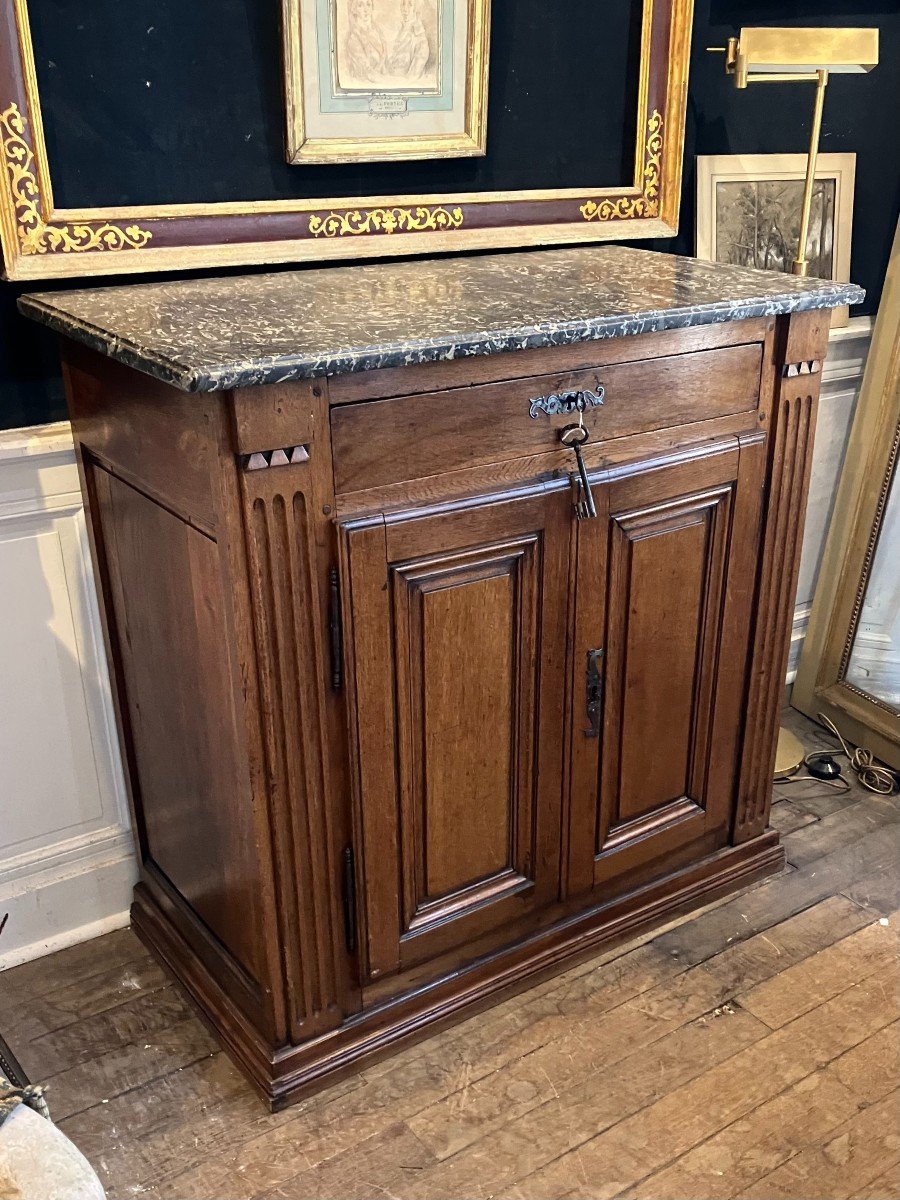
[0,0,693,281]
[282,0,491,164]
[793,221,900,770]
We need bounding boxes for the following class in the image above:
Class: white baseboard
[0,834,137,969]
[0,422,137,970]
[786,603,814,686]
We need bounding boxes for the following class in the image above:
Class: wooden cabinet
[341,486,571,979]
[53,295,838,1109]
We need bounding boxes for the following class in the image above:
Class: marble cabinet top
[19,246,863,393]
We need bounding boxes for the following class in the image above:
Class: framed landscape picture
[696,153,856,325]
[281,0,491,163]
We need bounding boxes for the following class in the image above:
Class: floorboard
[1,710,897,1200]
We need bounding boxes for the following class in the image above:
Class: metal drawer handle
[529,387,605,420]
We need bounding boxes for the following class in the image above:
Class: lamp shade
[729,27,879,87]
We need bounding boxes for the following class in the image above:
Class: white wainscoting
[0,423,137,968]
[789,316,873,681]
[0,317,871,967]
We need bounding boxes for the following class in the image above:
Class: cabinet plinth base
[131,832,784,1111]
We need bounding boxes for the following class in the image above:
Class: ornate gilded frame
[281,0,491,164]
[0,0,693,281]
[793,222,900,770]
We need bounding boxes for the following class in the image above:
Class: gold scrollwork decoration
[579,195,658,223]
[580,109,663,223]
[642,109,663,200]
[309,205,465,238]
[1,102,152,256]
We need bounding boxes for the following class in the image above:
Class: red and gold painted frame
[0,0,694,281]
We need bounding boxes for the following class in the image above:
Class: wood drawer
[331,343,763,495]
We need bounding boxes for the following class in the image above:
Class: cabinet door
[342,487,571,981]
[568,436,766,897]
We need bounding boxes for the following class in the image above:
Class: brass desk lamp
[711,27,879,776]
[710,27,879,276]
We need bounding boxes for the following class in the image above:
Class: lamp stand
[774,726,806,779]
[792,69,829,277]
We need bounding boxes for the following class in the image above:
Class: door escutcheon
[586,648,604,738]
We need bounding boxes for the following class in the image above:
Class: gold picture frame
[696,153,856,327]
[0,0,694,281]
[282,0,491,164]
[793,221,900,770]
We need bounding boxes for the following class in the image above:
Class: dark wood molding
[133,832,784,1109]
[735,311,831,842]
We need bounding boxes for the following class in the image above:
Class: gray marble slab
[19,246,863,393]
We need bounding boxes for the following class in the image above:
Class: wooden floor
[4,710,899,1200]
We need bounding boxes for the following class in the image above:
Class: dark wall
[2,1,897,431]
[651,0,900,310]
[28,0,643,204]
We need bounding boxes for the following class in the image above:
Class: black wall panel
[1,1,896,429]
[28,0,642,204]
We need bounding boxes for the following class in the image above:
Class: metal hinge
[342,846,357,954]
[329,567,342,692]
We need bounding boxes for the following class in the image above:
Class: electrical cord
[775,712,898,797]
[774,770,852,795]
[814,713,899,796]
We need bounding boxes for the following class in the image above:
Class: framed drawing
[0,0,694,281]
[282,0,490,163]
[696,153,855,325]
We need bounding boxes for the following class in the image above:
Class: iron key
[559,423,597,520]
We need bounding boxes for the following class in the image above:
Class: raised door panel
[343,489,569,981]
[568,437,766,896]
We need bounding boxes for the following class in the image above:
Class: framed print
[0,0,694,281]
[282,0,490,163]
[696,153,856,325]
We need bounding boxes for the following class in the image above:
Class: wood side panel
[61,342,219,533]
[735,311,831,842]
[332,344,763,493]
[65,362,284,1042]
[327,318,774,405]
[233,381,359,1041]
[88,467,264,991]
